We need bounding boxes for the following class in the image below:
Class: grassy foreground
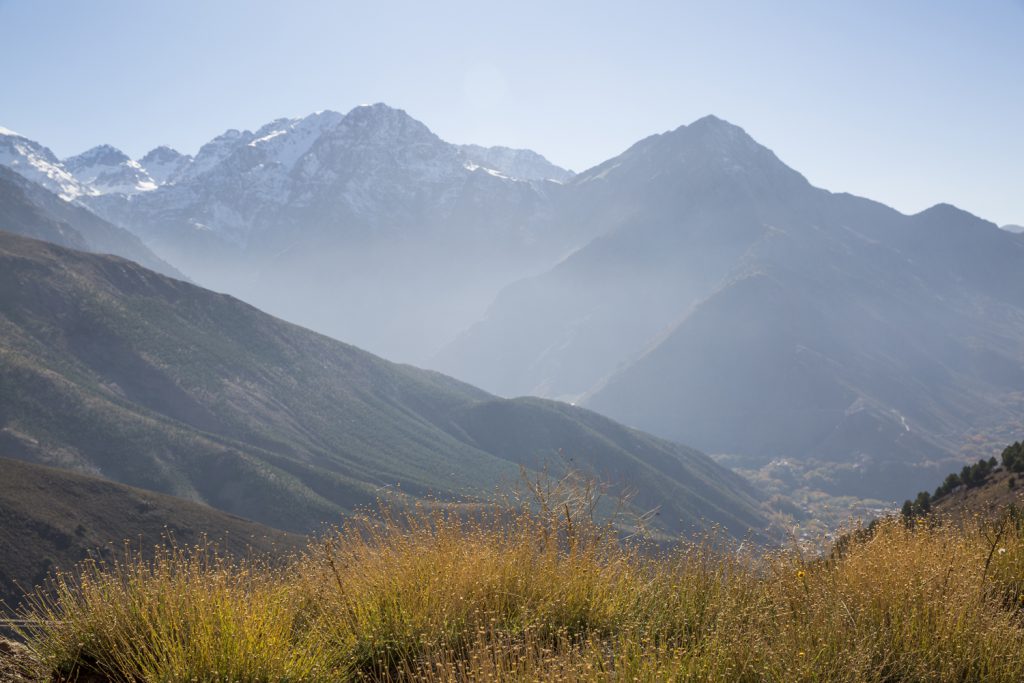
[14,499,1024,682]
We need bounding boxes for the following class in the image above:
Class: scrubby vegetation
[901,455,1000,519]
[900,440,1024,522]
[13,487,1024,682]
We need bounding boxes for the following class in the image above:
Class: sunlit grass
[16,500,1024,681]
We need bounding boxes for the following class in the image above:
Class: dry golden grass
[15,499,1024,682]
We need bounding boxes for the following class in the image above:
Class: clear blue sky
[1,0,1022,225]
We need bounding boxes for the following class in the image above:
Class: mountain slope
[436,116,1024,498]
[0,231,768,539]
[0,127,93,201]
[0,456,299,608]
[0,165,183,278]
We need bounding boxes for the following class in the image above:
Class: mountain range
[2,105,1021,501]
[1,107,577,362]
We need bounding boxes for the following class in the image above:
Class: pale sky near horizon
[1,0,1022,225]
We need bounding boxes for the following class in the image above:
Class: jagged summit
[139,145,192,185]
[168,105,438,187]
[140,144,184,160]
[63,143,155,195]
[246,109,345,169]
[334,103,438,144]
[1,104,575,206]
[64,144,131,169]
[347,102,405,117]
[177,128,254,181]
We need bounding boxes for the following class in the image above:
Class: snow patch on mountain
[139,146,192,185]
[172,129,255,184]
[463,161,511,180]
[0,128,94,200]
[248,110,345,169]
[40,104,567,260]
[458,144,574,182]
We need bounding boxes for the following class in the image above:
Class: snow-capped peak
[61,105,570,252]
[337,103,435,141]
[64,144,156,195]
[289,103,463,191]
[64,144,131,169]
[0,128,94,200]
[138,146,192,186]
[247,110,345,169]
[173,128,256,183]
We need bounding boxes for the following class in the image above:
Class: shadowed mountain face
[0,457,300,609]
[0,231,769,539]
[436,116,814,400]
[436,118,1024,498]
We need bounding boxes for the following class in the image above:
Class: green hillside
[0,231,769,539]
